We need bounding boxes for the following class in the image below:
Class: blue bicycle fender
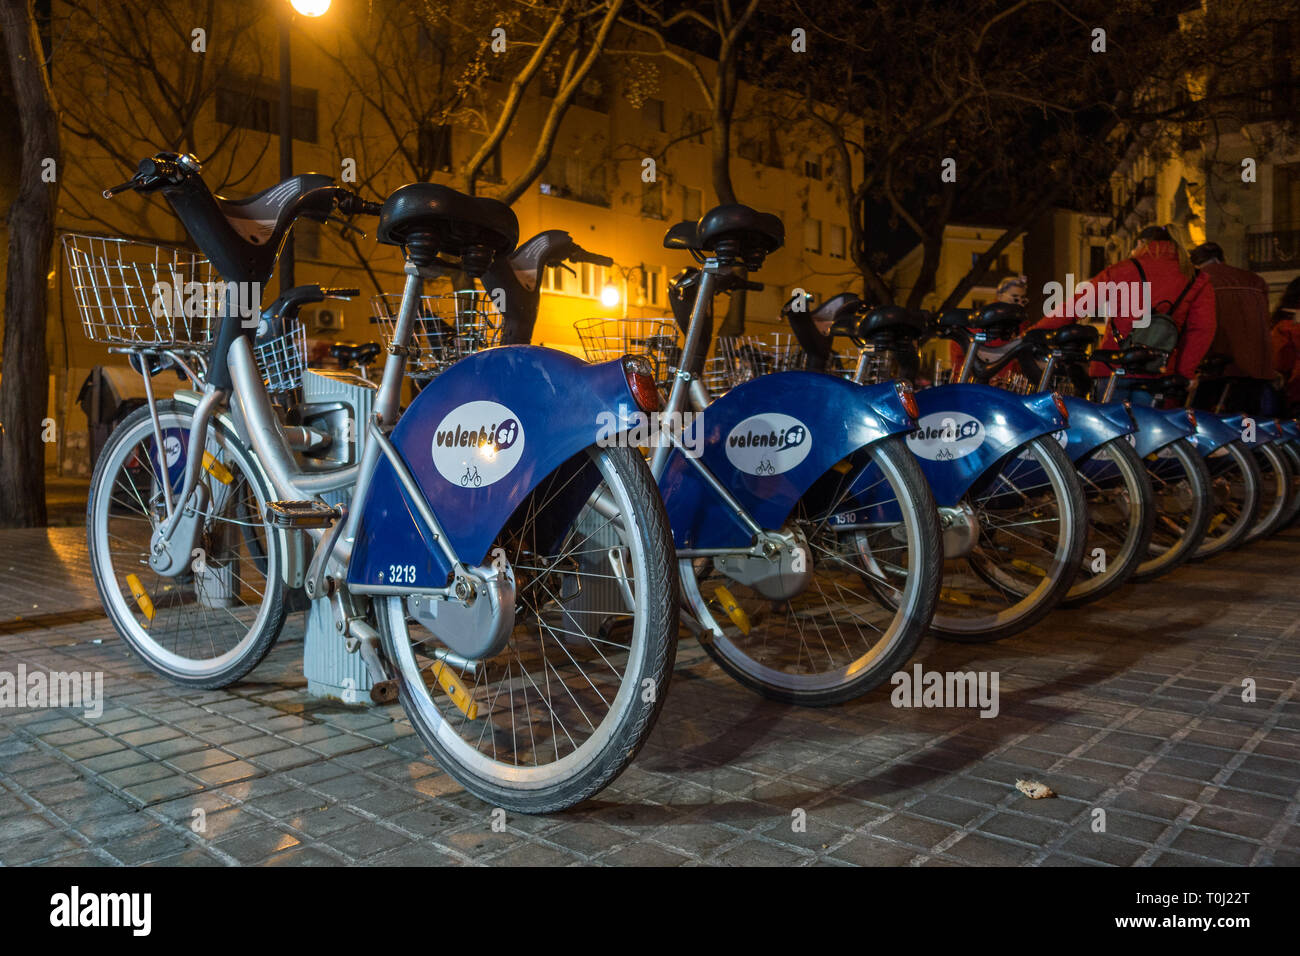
[1189,411,1246,455]
[1129,405,1196,458]
[658,372,915,549]
[347,347,642,589]
[1220,414,1281,444]
[908,385,1067,506]
[1058,396,1134,465]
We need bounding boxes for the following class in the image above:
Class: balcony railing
[1247,225,1300,273]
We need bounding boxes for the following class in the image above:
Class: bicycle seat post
[652,265,718,477]
[374,259,425,428]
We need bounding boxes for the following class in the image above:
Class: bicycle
[502,213,945,706]
[73,151,678,813]
[789,296,1088,642]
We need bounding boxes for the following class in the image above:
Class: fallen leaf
[1015,779,1055,799]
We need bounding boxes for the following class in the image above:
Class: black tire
[87,400,287,688]
[693,435,942,706]
[1242,442,1293,543]
[1276,440,1300,530]
[1133,438,1211,581]
[932,434,1087,643]
[1193,440,1261,559]
[1063,437,1155,606]
[376,444,677,814]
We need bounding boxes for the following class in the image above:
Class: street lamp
[279,0,331,293]
[604,263,646,319]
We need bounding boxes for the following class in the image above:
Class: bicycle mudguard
[1057,396,1134,465]
[908,384,1067,506]
[658,372,915,549]
[1280,420,1299,442]
[1188,411,1246,456]
[1129,405,1196,459]
[1220,413,1281,444]
[346,347,643,590]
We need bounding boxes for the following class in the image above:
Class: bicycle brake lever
[327,215,368,240]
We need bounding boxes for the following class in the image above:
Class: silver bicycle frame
[165,262,459,580]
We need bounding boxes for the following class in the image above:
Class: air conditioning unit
[315,307,342,331]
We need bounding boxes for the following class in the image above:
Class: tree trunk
[0,0,61,528]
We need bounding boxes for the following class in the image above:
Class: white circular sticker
[431,401,525,488]
[163,435,183,467]
[907,411,984,461]
[725,413,812,476]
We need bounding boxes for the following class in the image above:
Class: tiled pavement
[1,526,1298,867]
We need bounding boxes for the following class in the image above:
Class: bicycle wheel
[1133,438,1211,581]
[931,434,1087,643]
[87,401,287,687]
[1193,441,1261,559]
[689,434,942,706]
[375,444,676,813]
[1276,440,1300,530]
[1241,442,1292,544]
[1063,437,1154,606]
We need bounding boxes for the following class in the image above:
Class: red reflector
[894,381,919,420]
[1051,392,1069,424]
[623,356,662,412]
[1186,410,1197,429]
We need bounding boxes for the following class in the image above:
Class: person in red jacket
[1031,225,1216,405]
[1270,276,1300,412]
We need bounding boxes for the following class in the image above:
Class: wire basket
[63,233,220,349]
[254,320,308,393]
[371,290,502,381]
[700,356,732,399]
[574,317,683,389]
[714,333,860,391]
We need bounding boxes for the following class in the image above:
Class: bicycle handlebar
[567,245,613,267]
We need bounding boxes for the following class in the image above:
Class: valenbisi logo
[724,413,812,476]
[0,666,103,719]
[50,886,151,936]
[891,664,999,718]
[907,411,984,461]
[431,400,524,488]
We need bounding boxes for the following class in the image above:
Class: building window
[639,265,664,307]
[681,186,702,222]
[683,111,708,145]
[542,261,607,300]
[1274,162,1300,225]
[829,224,846,259]
[418,123,453,173]
[543,67,611,112]
[641,179,663,219]
[539,156,609,206]
[216,76,317,143]
[1088,244,1107,276]
[804,156,822,180]
[738,127,783,169]
[804,218,822,254]
[644,98,665,132]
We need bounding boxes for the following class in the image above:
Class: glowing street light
[601,284,621,308]
[291,0,331,16]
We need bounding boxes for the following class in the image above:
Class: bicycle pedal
[264,499,342,529]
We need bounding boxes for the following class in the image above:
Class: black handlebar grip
[336,190,383,217]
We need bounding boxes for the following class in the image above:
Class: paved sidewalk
[1,526,1298,867]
